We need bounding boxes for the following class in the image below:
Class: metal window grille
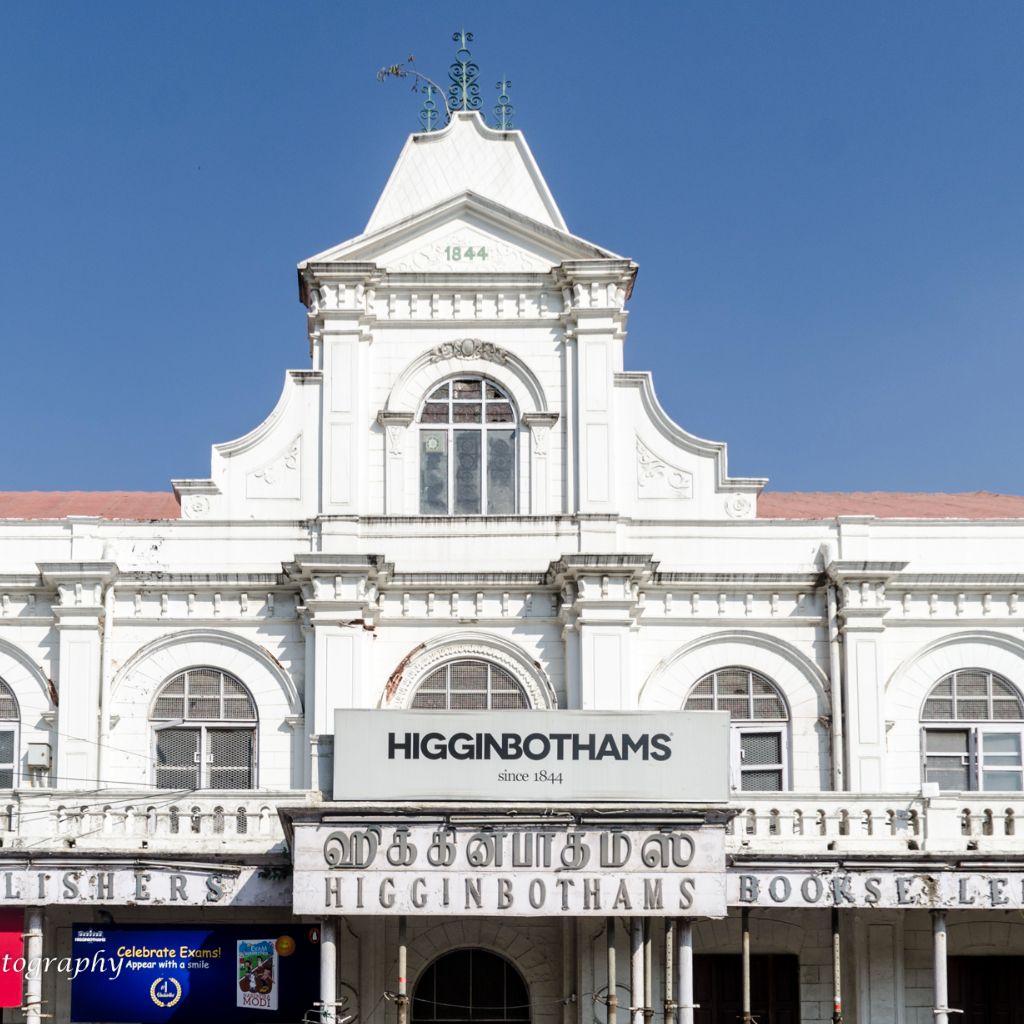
[151,668,256,789]
[0,680,18,722]
[418,376,517,515]
[411,660,530,710]
[683,668,789,721]
[921,669,1024,722]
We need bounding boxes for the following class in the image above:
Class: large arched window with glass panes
[150,668,257,789]
[418,376,517,515]
[410,660,530,710]
[0,679,19,787]
[922,669,1024,792]
[683,667,789,791]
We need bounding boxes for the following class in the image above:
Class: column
[630,918,644,1024]
[606,918,618,1024]
[24,907,42,1024]
[320,918,338,1023]
[933,910,949,1024]
[675,920,694,1024]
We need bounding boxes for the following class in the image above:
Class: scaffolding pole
[663,919,675,1024]
[831,906,843,1024]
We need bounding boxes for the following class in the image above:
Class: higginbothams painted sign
[332,710,731,802]
[292,822,729,917]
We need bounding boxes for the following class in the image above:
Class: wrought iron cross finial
[494,76,514,130]
[448,28,481,113]
[419,83,441,132]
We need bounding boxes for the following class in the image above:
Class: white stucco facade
[1,109,1024,1024]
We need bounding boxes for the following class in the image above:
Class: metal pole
[398,916,409,1024]
[676,919,694,1024]
[663,920,675,1024]
[831,906,843,1024]
[607,918,618,1024]
[319,918,337,1024]
[24,908,42,1024]
[631,919,644,1024]
[741,908,752,1024]
[826,578,846,790]
[933,910,949,1024]
[643,921,653,1024]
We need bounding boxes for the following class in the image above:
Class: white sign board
[292,822,727,917]
[332,710,730,803]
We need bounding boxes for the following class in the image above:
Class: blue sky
[1,2,1021,493]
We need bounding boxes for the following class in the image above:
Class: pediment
[301,192,621,275]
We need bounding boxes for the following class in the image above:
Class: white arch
[383,631,557,710]
[639,630,830,718]
[0,638,52,724]
[383,340,549,418]
[884,631,1024,791]
[108,629,301,789]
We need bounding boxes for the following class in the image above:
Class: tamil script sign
[70,924,319,1024]
[333,710,730,803]
[292,822,727,917]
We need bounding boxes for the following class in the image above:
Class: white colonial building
[2,81,1024,1024]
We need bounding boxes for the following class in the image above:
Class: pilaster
[550,553,655,710]
[286,554,391,792]
[39,562,116,789]
[556,260,635,513]
[828,559,908,791]
[521,411,559,515]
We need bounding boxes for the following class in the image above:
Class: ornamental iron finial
[419,83,441,132]
[494,76,514,130]
[448,29,481,113]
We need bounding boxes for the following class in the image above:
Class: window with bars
[410,660,531,710]
[419,377,517,515]
[151,668,257,790]
[922,670,1024,792]
[683,667,789,792]
[0,680,19,788]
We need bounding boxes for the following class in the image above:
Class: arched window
[411,660,530,710]
[684,667,789,791]
[413,949,530,1024]
[419,376,517,515]
[0,679,19,788]
[151,668,257,790]
[922,669,1024,792]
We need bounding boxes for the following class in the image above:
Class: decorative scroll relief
[246,437,301,499]
[427,338,511,365]
[386,236,551,274]
[292,822,727,917]
[636,438,693,500]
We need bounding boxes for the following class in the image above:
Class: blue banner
[71,923,320,1023]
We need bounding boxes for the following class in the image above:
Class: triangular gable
[364,111,567,234]
[302,191,622,274]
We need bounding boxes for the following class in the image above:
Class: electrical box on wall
[26,743,51,770]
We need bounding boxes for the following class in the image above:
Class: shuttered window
[684,668,789,792]
[922,670,1024,792]
[151,668,257,790]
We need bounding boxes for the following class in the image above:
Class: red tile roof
[0,491,1021,521]
[758,491,1024,520]
[0,492,180,520]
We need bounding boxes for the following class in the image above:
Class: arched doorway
[412,948,530,1024]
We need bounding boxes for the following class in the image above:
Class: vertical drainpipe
[826,576,845,791]
[97,582,115,785]
[663,919,674,1024]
